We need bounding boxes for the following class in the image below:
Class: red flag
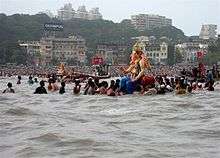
[197,51,204,59]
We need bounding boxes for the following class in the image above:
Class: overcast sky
[0,0,219,36]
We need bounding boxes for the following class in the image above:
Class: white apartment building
[58,4,102,21]
[199,24,218,40]
[57,3,75,21]
[131,14,172,31]
[88,8,103,20]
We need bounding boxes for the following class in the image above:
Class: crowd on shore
[1,63,219,96]
[0,64,204,78]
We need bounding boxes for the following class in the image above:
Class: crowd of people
[1,64,219,96]
[0,64,197,78]
[1,42,219,96]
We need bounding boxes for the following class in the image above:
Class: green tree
[204,39,220,65]
[175,49,183,63]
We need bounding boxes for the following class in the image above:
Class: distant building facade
[132,36,168,64]
[199,24,218,40]
[58,3,102,21]
[175,42,208,63]
[19,36,87,66]
[131,14,172,31]
[96,43,128,65]
[57,3,75,21]
[19,42,41,65]
[145,42,168,64]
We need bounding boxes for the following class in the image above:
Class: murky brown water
[1,76,220,158]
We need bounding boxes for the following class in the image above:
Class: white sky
[0,0,220,36]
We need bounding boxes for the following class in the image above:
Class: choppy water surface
[1,77,220,158]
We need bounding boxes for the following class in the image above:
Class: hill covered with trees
[0,13,187,64]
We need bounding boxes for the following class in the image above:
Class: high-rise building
[131,14,172,31]
[58,3,75,20]
[58,4,102,21]
[199,24,218,40]
[88,8,102,20]
[75,5,88,19]
[131,14,147,31]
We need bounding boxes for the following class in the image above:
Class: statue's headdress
[130,42,151,69]
[133,42,143,52]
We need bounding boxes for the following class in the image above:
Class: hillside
[0,13,187,64]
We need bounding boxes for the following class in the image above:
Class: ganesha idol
[120,42,155,94]
[57,63,66,76]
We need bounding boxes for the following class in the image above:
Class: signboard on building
[44,23,64,31]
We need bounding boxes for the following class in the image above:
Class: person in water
[48,77,53,91]
[59,81,66,94]
[84,77,97,95]
[34,78,38,83]
[3,82,15,93]
[207,80,214,91]
[34,80,47,94]
[47,76,58,92]
[107,80,116,96]
[28,76,34,85]
[121,42,151,94]
[17,75,21,84]
[73,79,81,95]
[97,81,108,95]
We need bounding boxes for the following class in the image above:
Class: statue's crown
[133,42,142,51]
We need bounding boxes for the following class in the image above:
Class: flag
[197,51,204,59]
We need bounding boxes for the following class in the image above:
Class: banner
[92,57,104,65]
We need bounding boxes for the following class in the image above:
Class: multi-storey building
[57,3,75,21]
[175,42,208,63]
[58,4,102,21]
[19,41,41,65]
[88,8,103,20]
[199,24,218,40]
[96,43,128,65]
[75,5,88,19]
[132,36,168,64]
[131,14,172,31]
[20,36,87,66]
[131,14,147,31]
[145,42,168,64]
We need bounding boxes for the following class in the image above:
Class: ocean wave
[4,107,34,116]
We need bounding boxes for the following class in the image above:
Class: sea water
[0,76,220,158]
